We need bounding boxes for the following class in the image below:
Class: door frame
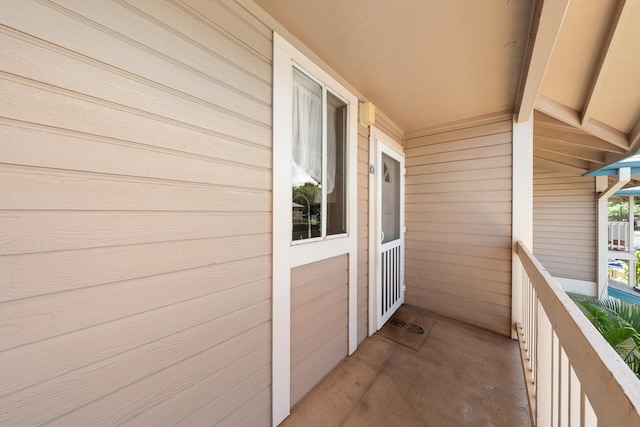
[368,127,406,335]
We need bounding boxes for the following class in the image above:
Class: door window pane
[381,153,400,243]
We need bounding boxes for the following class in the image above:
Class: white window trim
[272,32,358,426]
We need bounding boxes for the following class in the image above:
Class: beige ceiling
[254,0,640,172]
[254,0,532,133]
[540,0,640,134]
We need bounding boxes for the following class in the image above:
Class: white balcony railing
[608,221,630,251]
[515,241,640,426]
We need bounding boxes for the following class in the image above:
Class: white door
[376,138,405,329]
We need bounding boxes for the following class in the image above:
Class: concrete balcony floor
[282,307,532,426]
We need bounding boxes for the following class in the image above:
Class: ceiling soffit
[533,111,626,173]
[589,0,640,134]
[535,0,640,159]
[540,0,619,112]
[253,0,531,133]
[253,0,640,170]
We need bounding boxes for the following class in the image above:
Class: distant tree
[636,251,640,287]
[609,200,640,222]
[293,182,320,217]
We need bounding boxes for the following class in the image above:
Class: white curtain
[326,100,337,194]
[293,71,323,188]
[292,71,339,194]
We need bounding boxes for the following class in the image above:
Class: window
[272,32,357,259]
[292,69,347,241]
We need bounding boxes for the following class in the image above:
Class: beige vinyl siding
[533,167,597,282]
[375,112,404,147]
[290,255,349,407]
[357,123,370,344]
[403,118,513,336]
[0,1,271,425]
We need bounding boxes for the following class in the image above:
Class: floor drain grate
[390,318,424,334]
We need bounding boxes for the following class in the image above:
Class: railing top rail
[516,241,640,424]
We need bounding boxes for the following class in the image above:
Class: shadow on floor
[281,306,532,427]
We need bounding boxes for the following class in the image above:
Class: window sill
[290,234,355,268]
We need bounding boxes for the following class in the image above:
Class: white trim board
[272,32,359,426]
[368,130,376,336]
[555,277,597,297]
[511,114,533,339]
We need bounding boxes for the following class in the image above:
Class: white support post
[596,168,631,298]
[596,176,609,299]
[629,196,636,288]
[512,114,534,339]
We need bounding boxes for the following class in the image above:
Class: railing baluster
[552,332,560,426]
[527,277,532,370]
[608,221,632,251]
[529,280,534,373]
[559,347,571,427]
[537,302,553,426]
[583,393,596,427]
[532,282,537,382]
[569,365,579,427]
[515,241,640,427]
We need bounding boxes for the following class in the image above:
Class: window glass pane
[326,92,347,235]
[381,153,400,243]
[292,69,322,240]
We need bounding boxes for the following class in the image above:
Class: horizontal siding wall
[533,167,596,282]
[0,1,272,425]
[375,112,404,147]
[290,255,349,407]
[357,123,370,344]
[403,118,513,336]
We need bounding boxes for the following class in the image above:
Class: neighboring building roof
[613,187,640,197]
[585,154,640,196]
[586,155,640,177]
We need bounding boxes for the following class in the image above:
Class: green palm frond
[569,293,640,379]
